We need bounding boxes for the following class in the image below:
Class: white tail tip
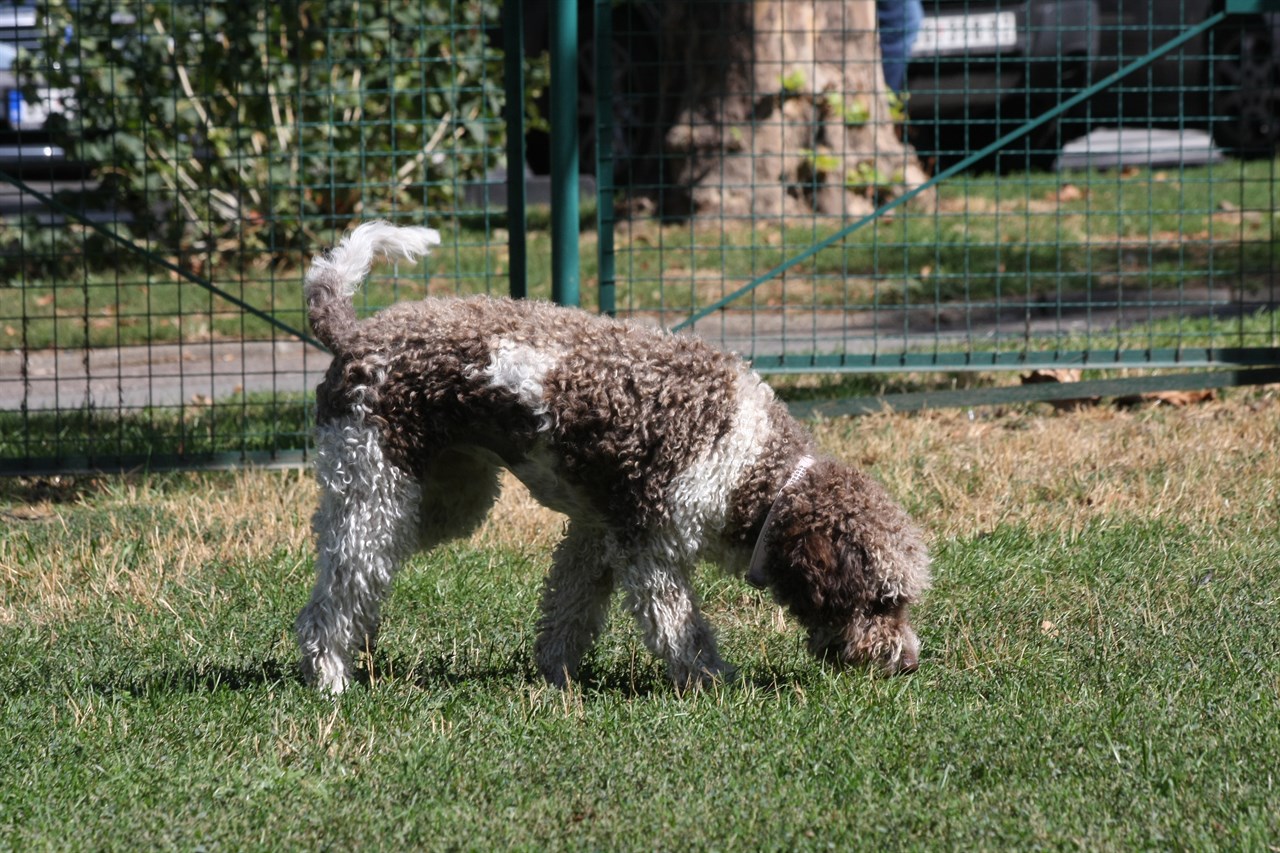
[348,220,442,264]
[309,220,442,302]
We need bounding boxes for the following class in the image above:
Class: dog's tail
[305,220,442,352]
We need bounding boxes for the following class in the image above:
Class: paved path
[1,339,328,411]
[1,285,1270,413]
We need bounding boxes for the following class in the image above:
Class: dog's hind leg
[297,418,422,694]
[620,535,729,689]
[535,523,617,688]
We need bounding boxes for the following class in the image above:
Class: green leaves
[21,0,522,260]
[780,68,807,95]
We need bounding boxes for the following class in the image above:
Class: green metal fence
[0,0,527,474]
[1,0,1278,475]
[594,0,1280,411]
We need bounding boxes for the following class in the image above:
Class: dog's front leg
[620,536,731,689]
[297,420,422,694]
[534,523,617,688]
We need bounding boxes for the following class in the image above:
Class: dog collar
[746,454,816,589]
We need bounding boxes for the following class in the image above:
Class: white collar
[746,455,816,588]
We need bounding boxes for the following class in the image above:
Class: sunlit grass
[2,393,1278,846]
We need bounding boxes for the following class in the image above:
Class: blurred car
[0,2,71,173]
[905,0,1096,169]
[905,0,1280,170]
[1069,0,1279,157]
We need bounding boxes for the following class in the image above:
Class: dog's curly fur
[296,221,931,693]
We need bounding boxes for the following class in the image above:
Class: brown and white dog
[296,221,930,693]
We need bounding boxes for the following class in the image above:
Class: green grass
[3,399,1279,847]
[609,157,1280,315]
[0,394,313,466]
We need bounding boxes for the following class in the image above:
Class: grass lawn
[2,391,1278,847]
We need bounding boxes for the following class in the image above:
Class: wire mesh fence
[0,0,530,473]
[594,0,1280,385]
[1,0,1278,474]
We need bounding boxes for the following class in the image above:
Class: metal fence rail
[1,0,1278,475]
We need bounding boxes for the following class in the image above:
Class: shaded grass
[2,394,1279,846]
[609,158,1280,316]
[0,393,313,465]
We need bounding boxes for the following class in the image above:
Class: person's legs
[878,0,923,95]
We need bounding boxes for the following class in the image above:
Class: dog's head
[747,458,930,675]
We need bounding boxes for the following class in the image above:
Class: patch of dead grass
[0,469,317,626]
[4,390,1278,625]
[817,391,1280,540]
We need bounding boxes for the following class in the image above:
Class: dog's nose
[897,649,919,673]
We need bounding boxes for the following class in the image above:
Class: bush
[22,0,525,261]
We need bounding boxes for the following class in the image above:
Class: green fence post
[503,0,528,300]
[550,0,580,306]
[594,0,616,316]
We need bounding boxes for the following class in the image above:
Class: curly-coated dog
[296,221,930,693]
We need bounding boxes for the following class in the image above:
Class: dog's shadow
[86,653,810,701]
[376,648,812,698]
[88,657,292,698]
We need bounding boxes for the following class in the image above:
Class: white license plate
[912,11,1018,56]
[7,87,71,131]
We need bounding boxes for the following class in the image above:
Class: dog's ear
[746,516,833,591]
[761,522,837,610]
[801,534,837,577]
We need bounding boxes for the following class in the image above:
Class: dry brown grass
[469,389,1280,547]
[826,390,1280,540]
[0,469,316,626]
[4,389,1278,626]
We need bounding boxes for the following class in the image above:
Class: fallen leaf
[1056,184,1084,202]
[1020,368,1099,411]
[1117,389,1217,408]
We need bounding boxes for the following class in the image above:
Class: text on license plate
[912,11,1018,56]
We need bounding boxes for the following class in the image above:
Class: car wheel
[1212,17,1280,156]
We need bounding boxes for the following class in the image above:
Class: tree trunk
[660,0,931,219]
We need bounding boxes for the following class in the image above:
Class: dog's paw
[670,659,737,691]
[538,661,579,690]
[301,654,352,695]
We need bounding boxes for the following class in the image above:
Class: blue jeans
[878,0,924,95]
